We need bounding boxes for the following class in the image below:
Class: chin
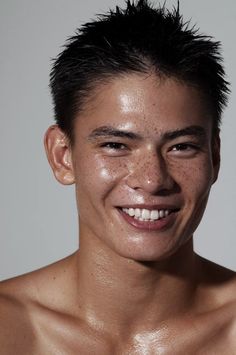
[114,234,193,264]
[116,244,179,263]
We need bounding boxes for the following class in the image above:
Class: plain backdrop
[0,0,235,280]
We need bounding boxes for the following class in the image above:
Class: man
[0,0,235,353]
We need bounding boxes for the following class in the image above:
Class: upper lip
[117,204,180,211]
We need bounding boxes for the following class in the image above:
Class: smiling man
[0,1,236,353]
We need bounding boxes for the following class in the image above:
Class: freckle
[53,276,56,280]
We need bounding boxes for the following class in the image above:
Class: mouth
[122,207,172,221]
[117,206,180,231]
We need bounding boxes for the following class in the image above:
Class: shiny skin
[72,74,218,261]
[0,74,235,354]
[0,255,236,354]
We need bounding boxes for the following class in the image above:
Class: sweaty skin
[0,74,236,354]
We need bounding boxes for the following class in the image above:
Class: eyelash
[100,142,127,150]
[99,141,201,157]
[171,143,199,151]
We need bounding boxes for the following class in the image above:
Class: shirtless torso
[1,251,236,355]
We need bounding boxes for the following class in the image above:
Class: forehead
[74,73,213,138]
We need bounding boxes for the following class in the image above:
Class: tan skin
[0,74,236,354]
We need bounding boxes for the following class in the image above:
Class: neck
[67,235,199,338]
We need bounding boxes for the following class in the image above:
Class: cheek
[169,155,213,182]
[169,158,214,197]
[75,154,129,195]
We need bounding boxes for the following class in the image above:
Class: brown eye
[172,144,191,151]
[169,142,200,157]
[102,142,126,150]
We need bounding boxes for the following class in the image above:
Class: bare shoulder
[196,256,236,350]
[0,255,74,352]
[205,300,236,353]
[0,275,36,353]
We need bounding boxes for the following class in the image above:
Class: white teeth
[150,210,159,220]
[128,208,135,217]
[122,208,171,221]
[142,209,150,219]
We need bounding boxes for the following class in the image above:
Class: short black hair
[50,0,229,143]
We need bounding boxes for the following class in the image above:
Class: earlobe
[44,125,75,185]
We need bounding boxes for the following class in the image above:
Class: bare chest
[33,317,235,355]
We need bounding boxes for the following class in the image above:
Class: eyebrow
[87,125,207,141]
[163,125,207,141]
[87,126,142,140]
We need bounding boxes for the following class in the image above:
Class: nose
[126,149,175,195]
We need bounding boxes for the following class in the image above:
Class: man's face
[70,74,219,261]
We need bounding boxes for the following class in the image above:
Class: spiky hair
[50,0,229,142]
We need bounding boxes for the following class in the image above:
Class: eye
[172,143,194,151]
[101,142,127,150]
[169,143,200,156]
[99,141,130,156]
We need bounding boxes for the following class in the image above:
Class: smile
[122,208,170,222]
[117,205,180,231]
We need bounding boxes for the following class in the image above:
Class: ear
[44,125,75,185]
[212,131,221,184]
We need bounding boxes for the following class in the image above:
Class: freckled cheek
[170,160,213,196]
[75,156,129,189]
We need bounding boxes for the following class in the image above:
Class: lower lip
[118,209,177,231]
